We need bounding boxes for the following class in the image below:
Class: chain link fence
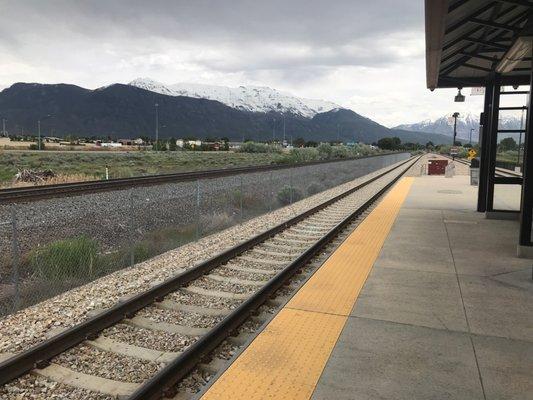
[0,152,409,317]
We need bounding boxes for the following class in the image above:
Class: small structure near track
[427,159,448,175]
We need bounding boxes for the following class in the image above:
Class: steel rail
[440,154,522,178]
[0,152,407,204]
[0,155,417,387]
[452,156,523,177]
[129,155,420,400]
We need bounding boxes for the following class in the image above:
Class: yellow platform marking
[201,177,414,400]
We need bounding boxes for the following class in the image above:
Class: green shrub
[238,142,282,154]
[230,189,244,209]
[307,182,323,195]
[355,143,378,156]
[31,236,100,280]
[277,185,303,205]
[288,147,319,163]
[29,142,45,151]
[130,242,153,263]
[331,145,349,159]
[317,143,333,159]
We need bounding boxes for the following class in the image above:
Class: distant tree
[464,143,473,148]
[29,137,45,150]
[425,141,434,149]
[305,141,318,147]
[168,137,177,151]
[293,137,306,147]
[153,141,166,151]
[377,137,402,150]
[220,137,230,151]
[453,140,462,146]
[377,137,393,150]
[499,137,517,152]
[392,137,401,149]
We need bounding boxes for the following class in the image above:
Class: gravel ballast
[0,156,416,356]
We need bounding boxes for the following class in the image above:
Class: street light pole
[518,108,525,168]
[452,112,460,160]
[469,128,474,145]
[155,103,159,150]
[452,112,459,146]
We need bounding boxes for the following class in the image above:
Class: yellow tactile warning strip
[201,177,414,400]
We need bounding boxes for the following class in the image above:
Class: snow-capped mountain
[129,78,341,118]
[394,112,524,142]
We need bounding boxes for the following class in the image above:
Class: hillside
[129,78,340,118]
[0,82,451,144]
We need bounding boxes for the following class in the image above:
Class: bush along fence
[0,152,410,317]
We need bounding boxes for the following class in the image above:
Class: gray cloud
[0,0,422,72]
[3,1,421,43]
[0,0,444,126]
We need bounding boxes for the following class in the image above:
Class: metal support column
[486,75,501,212]
[477,79,494,212]
[519,69,533,250]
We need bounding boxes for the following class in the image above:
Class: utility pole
[469,128,474,145]
[272,118,275,143]
[155,103,159,150]
[37,114,52,150]
[37,119,41,150]
[1,118,6,137]
[282,114,286,144]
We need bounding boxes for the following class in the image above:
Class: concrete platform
[313,175,533,400]
[200,171,532,400]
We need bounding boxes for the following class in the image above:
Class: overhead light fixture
[454,88,465,102]
[496,36,533,73]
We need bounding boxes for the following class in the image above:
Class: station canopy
[426,0,533,90]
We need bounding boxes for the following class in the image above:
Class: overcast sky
[0,0,484,127]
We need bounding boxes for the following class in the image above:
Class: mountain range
[129,78,340,118]
[394,112,525,143]
[0,79,452,144]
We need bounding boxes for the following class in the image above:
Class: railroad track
[443,155,522,178]
[0,152,402,204]
[0,156,419,400]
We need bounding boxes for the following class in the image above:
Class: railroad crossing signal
[468,149,477,160]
